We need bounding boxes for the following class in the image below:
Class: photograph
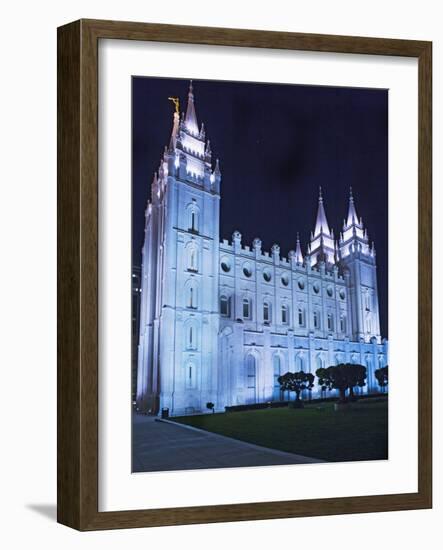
[131,77,389,473]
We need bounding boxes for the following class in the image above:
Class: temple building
[136,82,388,416]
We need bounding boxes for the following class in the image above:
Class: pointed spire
[184,80,199,135]
[345,186,359,227]
[313,186,332,237]
[215,158,221,174]
[295,233,304,264]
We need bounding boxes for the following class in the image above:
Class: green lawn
[173,397,388,462]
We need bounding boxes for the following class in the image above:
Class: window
[263,270,272,282]
[281,274,289,286]
[243,264,252,278]
[327,312,334,331]
[188,247,198,272]
[220,295,230,317]
[243,298,251,319]
[340,314,346,333]
[185,363,195,389]
[263,301,271,322]
[313,310,320,329]
[327,286,333,297]
[187,324,197,350]
[298,308,305,326]
[221,259,231,273]
[313,283,320,294]
[188,208,199,233]
[366,292,371,311]
[298,279,305,290]
[187,284,197,309]
[366,316,371,333]
[281,304,288,324]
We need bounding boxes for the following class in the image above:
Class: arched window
[340,314,346,333]
[281,304,289,324]
[220,295,230,317]
[243,298,251,319]
[187,246,198,272]
[186,203,200,234]
[298,307,305,327]
[273,355,281,400]
[186,283,197,309]
[185,362,195,389]
[313,310,320,329]
[263,301,271,322]
[327,312,334,331]
[186,323,197,350]
[366,316,371,334]
[316,355,323,370]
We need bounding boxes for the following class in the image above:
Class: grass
[173,397,388,462]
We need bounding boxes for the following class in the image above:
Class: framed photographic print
[57,19,432,530]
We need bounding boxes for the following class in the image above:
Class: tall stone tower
[308,187,337,268]
[339,188,381,343]
[136,82,222,415]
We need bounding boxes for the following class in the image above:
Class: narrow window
[243,298,250,319]
[281,304,288,324]
[188,286,197,309]
[298,308,304,326]
[313,310,320,329]
[188,248,197,271]
[187,325,196,349]
[327,312,334,331]
[340,314,346,333]
[190,210,198,233]
[220,295,229,316]
[186,364,194,389]
[263,301,270,322]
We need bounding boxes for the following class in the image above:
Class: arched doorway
[246,355,257,404]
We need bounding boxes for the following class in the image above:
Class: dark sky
[132,77,388,337]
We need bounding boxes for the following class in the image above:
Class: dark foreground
[173,397,388,462]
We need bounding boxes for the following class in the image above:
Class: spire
[313,186,332,237]
[184,80,199,135]
[295,233,304,264]
[214,158,221,175]
[345,186,359,227]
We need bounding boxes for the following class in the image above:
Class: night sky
[132,77,388,337]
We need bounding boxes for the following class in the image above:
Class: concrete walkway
[132,413,322,473]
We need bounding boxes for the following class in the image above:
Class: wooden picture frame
[57,19,432,531]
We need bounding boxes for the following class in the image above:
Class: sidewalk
[132,413,322,473]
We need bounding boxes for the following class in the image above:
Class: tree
[206,402,215,414]
[316,363,367,403]
[278,371,314,407]
[374,365,388,391]
[347,364,367,400]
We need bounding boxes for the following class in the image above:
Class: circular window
[263,270,272,282]
[313,283,320,294]
[243,264,252,278]
[281,274,289,287]
[339,289,346,300]
[298,279,305,290]
[327,286,334,297]
[221,259,231,273]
